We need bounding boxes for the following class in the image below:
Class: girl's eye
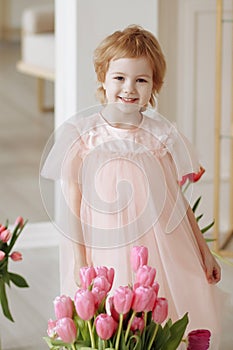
[114,76,124,81]
[137,78,147,83]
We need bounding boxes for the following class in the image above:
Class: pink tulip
[152,297,168,324]
[135,265,156,287]
[15,216,24,227]
[95,266,115,287]
[95,313,116,340]
[108,296,119,321]
[0,250,5,261]
[0,225,6,233]
[10,251,22,261]
[47,319,57,337]
[56,317,77,343]
[74,288,96,320]
[179,167,205,186]
[132,286,156,313]
[54,295,73,319]
[152,281,160,297]
[79,266,96,289]
[130,316,145,332]
[0,229,11,243]
[187,329,211,350]
[113,286,134,314]
[92,286,107,308]
[130,246,148,272]
[93,275,111,293]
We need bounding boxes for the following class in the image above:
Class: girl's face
[103,57,153,113]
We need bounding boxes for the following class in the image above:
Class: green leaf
[0,279,14,322]
[205,238,216,243]
[201,220,215,234]
[43,337,58,349]
[192,196,201,213]
[153,323,170,349]
[161,313,189,350]
[2,271,11,286]
[196,214,203,222]
[9,272,29,288]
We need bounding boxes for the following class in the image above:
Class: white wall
[55,0,159,126]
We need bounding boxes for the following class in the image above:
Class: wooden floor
[0,41,233,350]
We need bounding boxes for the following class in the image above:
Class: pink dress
[41,111,224,349]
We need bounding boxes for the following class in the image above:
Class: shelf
[222,19,233,23]
[220,134,233,139]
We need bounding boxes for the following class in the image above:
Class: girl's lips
[119,96,139,103]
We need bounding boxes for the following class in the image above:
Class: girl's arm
[186,204,221,284]
[66,181,87,285]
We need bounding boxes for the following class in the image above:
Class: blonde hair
[93,25,166,107]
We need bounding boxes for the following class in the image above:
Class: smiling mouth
[119,97,139,103]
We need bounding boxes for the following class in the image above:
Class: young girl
[41,25,223,348]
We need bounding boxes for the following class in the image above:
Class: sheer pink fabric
[41,111,224,349]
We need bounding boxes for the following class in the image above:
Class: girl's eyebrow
[110,72,151,78]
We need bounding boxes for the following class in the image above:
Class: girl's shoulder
[142,111,177,140]
[64,112,101,136]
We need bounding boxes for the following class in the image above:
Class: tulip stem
[148,323,159,350]
[141,311,147,346]
[87,319,95,349]
[124,310,136,343]
[71,344,76,350]
[115,313,123,350]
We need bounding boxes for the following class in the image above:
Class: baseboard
[13,221,60,249]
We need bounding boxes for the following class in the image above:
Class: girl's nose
[123,80,135,94]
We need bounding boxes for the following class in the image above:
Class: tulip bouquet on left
[44,246,194,350]
[0,216,29,322]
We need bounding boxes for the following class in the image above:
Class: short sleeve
[40,122,83,183]
[166,127,201,182]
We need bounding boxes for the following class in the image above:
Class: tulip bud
[10,251,22,261]
[56,317,77,343]
[187,329,211,350]
[130,316,145,332]
[95,313,116,340]
[130,246,148,272]
[135,265,156,287]
[79,266,96,289]
[92,286,107,309]
[188,167,205,183]
[132,286,156,313]
[54,295,73,319]
[47,319,57,338]
[0,229,11,243]
[93,275,111,294]
[113,286,134,315]
[15,216,24,227]
[108,296,120,321]
[74,288,96,320]
[152,297,168,324]
[0,250,6,261]
[95,266,115,287]
[152,281,160,297]
[0,225,6,233]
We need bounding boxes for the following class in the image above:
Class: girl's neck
[101,105,143,130]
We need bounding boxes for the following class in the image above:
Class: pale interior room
[0,0,233,349]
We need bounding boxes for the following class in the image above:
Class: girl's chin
[113,100,142,113]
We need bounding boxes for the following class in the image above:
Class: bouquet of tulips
[44,246,211,350]
[0,216,29,322]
